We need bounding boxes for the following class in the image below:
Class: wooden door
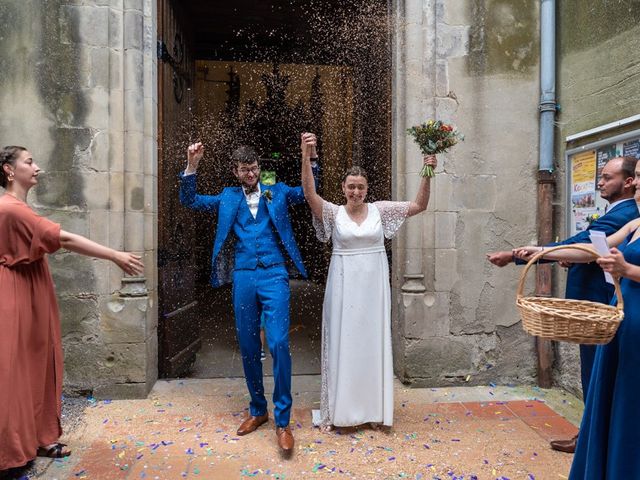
[157,0,201,377]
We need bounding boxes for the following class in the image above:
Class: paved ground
[5,377,583,480]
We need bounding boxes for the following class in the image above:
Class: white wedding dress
[312,200,410,427]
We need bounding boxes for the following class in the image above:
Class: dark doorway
[157,0,392,378]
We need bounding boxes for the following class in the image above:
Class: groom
[179,137,318,454]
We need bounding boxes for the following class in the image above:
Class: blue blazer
[548,199,639,302]
[179,173,308,287]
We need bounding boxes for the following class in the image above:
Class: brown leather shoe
[276,426,294,453]
[550,433,578,453]
[236,413,268,436]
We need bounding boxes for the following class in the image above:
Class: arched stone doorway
[157,0,393,378]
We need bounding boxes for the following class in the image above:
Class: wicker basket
[516,244,624,345]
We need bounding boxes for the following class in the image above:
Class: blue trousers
[232,265,292,428]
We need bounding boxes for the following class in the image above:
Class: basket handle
[515,244,624,313]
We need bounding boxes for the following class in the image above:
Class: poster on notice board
[568,133,640,236]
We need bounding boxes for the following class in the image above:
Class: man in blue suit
[488,155,639,452]
[179,135,319,454]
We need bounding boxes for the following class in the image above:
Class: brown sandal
[37,443,71,458]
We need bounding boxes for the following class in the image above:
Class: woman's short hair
[0,146,27,188]
[342,165,368,183]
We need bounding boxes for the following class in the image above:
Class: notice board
[566,131,640,237]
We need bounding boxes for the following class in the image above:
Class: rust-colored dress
[0,194,63,470]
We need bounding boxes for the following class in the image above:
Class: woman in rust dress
[0,146,143,472]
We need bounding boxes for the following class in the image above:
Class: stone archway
[156,0,394,379]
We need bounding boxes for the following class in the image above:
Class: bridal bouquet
[407,120,463,177]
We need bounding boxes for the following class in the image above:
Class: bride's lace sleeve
[375,201,411,239]
[312,200,339,242]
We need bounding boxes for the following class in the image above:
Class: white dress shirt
[243,184,262,219]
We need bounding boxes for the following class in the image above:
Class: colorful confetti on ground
[23,379,580,479]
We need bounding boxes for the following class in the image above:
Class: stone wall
[553,1,640,397]
[0,0,157,398]
[4,0,633,399]
[391,0,540,387]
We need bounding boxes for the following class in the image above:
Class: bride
[300,133,437,429]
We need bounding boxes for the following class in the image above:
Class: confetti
[312,463,326,472]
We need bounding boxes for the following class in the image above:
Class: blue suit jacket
[179,173,308,287]
[548,198,639,302]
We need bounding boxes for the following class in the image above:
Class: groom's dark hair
[230,145,260,167]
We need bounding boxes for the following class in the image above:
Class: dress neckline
[2,192,26,204]
[341,204,370,227]
[628,225,640,246]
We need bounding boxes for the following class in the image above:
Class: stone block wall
[0,0,157,399]
[392,0,540,387]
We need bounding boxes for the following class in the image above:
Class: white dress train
[311,200,410,427]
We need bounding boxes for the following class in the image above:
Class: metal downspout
[536,0,557,388]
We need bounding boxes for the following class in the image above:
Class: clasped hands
[301,132,318,159]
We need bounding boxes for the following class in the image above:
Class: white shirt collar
[607,197,634,212]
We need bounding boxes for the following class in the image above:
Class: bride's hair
[342,166,368,183]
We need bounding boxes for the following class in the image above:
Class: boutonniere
[587,213,600,225]
[262,189,273,203]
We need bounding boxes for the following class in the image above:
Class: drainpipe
[536,0,557,388]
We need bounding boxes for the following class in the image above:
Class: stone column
[392,0,540,387]
[391,0,438,379]
[94,0,157,399]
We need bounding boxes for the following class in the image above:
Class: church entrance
[157,0,392,378]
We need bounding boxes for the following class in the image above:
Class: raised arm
[185,142,204,175]
[406,155,438,217]
[301,132,324,219]
[179,142,221,212]
[59,230,144,276]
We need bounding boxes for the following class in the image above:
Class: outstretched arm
[513,218,640,263]
[487,251,514,267]
[60,230,144,276]
[406,155,437,217]
[512,244,595,263]
[301,132,324,219]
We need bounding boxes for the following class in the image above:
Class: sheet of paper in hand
[589,230,614,285]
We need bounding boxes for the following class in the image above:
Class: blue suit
[526,198,639,397]
[179,173,308,427]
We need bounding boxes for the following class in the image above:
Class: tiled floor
[13,378,583,480]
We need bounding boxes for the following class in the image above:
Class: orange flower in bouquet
[407,120,463,177]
